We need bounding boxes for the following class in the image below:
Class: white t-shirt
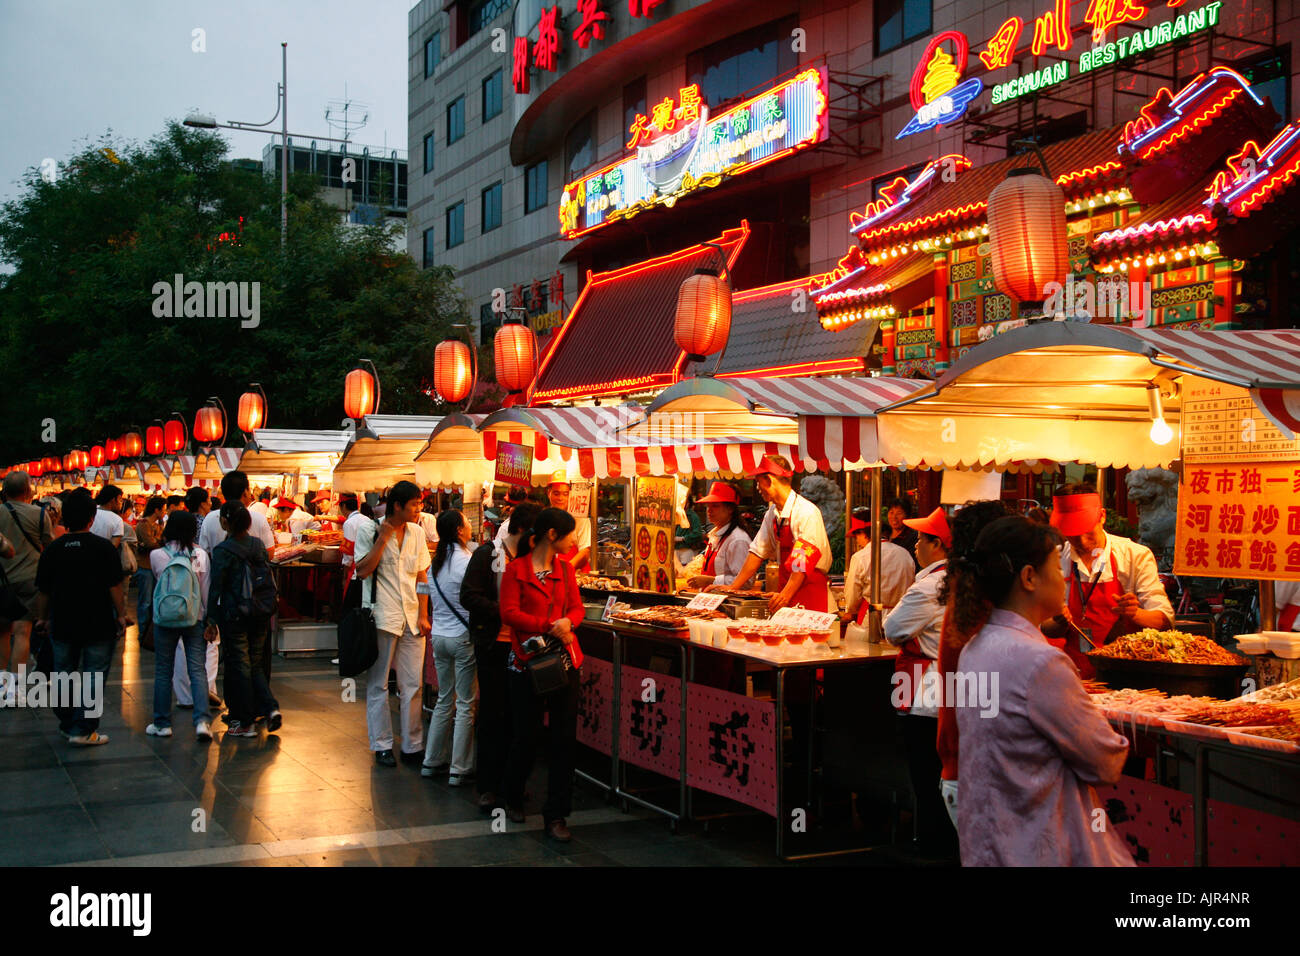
[749,492,832,574]
[285,508,318,534]
[702,525,751,586]
[198,507,275,554]
[428,545,473,637]
[355,521,432,636]
[150,543,212,619]
[341,511,368,573]
[90,506,125,543]
[845,539,917,613]
[417,511,439,546]
[249,501,270,518]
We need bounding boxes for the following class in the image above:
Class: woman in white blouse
[423,509,478,785]
[686,482,752,589]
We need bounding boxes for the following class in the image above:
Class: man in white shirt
[339,494,368,588]
[270,497,318,535]
[249,489,272,519]
[842,516,916,625]
[353,480,432,767]
[198,472,275,554]
[546,471,591,570]
[89,486,126,549]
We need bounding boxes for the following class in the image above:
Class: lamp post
[183,43,350,247]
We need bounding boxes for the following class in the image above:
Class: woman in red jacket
[499,507,585,843]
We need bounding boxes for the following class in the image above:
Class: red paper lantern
[164,416,187,453]
[106,438,119,461]
[987,167,1068,306]
[89,445,106,467]
[237,388,267,433]
[43,456,60,474]
[63,453,74,472]
[344,367,378,419]
[434,340,473,404]
[70,449,89,471]
[494,324,537,393]
[194,404,224,445]
[28,460,43,477]
[674,269,732,361]
[120,431,143,458]
[145,424,164,456]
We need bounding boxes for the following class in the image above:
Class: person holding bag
[499,507,585,842]
[422,510,478,784]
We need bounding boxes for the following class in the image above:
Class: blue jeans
[153,623,210,729]
[133,568,155,628]
[50,636,116,737]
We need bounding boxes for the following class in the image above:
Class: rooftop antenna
[325,85,369,216]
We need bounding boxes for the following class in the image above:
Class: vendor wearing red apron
[546,470,591,573]
[730,455,832,613]
[1052,483,1173,680]
[686,481,752,590]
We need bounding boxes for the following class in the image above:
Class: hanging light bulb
[1148,385,1174,446]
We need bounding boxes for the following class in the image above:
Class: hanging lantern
[43,456,60,474]
[28,459,43,477]
[145,422,164,456]
[90,445,106,467]
[987,166,1068,309]
[237,385,267,434]
[494,323,537,394]
[193,401,225,445]
[164,414,187,453]
[674,268,732,362]
[434,339,474,404]
[63,453,74,472]
[106,438,119,461]
[120,431,143,458]
[70,448,89,471]
[344,365,379,419]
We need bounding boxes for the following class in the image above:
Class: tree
[0,122,467,461]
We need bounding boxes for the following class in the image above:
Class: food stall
[332,414,442,494]
[873,321,1300,865]
[239,428,353,656]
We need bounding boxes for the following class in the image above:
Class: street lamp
[183,43,350,246]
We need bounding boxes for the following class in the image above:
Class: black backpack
[218,538,278,622]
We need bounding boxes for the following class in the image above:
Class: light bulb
[1149,418,1173,445]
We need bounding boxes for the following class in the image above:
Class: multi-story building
[262,140,407,232]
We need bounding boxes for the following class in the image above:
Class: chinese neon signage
[558,67,828,238]
[896,32,983,139]
[513,0,665,95]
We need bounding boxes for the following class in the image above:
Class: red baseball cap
[312,489,333,503]
[696,481,740,505]
[904,507,952,548]
[1050,492,1102,536]
[749,455,793,479]
[849,517,869,535]
[272,497,297,510]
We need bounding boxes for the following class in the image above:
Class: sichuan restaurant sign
[559,68,828,239]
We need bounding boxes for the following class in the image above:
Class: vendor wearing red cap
[1052,482,1172,678]
[310,489,346,525]
[546,470,591,571]
[271,497,318,535]
[841,511,916,626]
[730,455,832,613]
[686,482,751,589]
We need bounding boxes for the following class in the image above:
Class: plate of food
[636,527,652,561]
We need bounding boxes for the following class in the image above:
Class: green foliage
[0,122,468,460]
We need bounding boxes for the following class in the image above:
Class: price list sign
[632,476,675,594]
[1175,462,1300,580]
[1181,380,1300,464]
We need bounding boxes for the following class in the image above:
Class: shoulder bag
[518,565,575,696]
[337,525,383,678]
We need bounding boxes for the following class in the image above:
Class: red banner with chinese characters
[1175,462,1300,580]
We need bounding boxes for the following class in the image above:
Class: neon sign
[558,68,828,238]
[1204,122,1300,216]
[897,32,983,139]
[849,155,972,234]
[1120,66,1260,159]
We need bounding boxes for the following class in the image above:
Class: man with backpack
[205,502,280,737]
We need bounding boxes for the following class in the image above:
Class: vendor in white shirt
[249,490,272,519]
[842,514,916,626]
[730,455,832,613]
[1052,482,1173,679]
[546,470,591,571]
[271,497,319,535]
[685,482,751,589]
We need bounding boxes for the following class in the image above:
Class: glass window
[482,69,503,121]
[565,112,595,180]
[623,76,647,137]
[686,17,799,110]
[423,132,435,173]
[422,227,435,268]
[525,160,548,214]
[446,202,464,249]
[447,96,465,144]
[481,181,502,232]
[874,0,931,55]
[424,32,441,77]
[480,302,501,338]
[467,0,510,37]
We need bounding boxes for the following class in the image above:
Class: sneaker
[330,658,339,666]
[420,762,449,778]
[225,721,258,738]
[68,731,110,746]
[448,773,474,787]
[195,720,212,741]
[266,710,282,733]
[145,724,173,737]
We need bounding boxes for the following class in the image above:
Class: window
[423,132,435,173]
[480,302,501,338]
[686,17,799,109]
[447,96,465,144]
[424,32,441,77]
[524,160,548,214]
[482,69,503,121]
[422,227,435,268]
[874,0,931,55]
[481,181,503,232]
[565,112,595,180]
[1236,50,1289,123]
[446,202,464,249]
[468,0,510,37]
[623,76,647,137]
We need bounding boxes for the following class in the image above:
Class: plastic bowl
[761,629,784,647]
[785,629,808,645]
[809,629,830,644]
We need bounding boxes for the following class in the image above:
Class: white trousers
[173,637,219,703]
[423,631,477,775]
[366,626,426,754]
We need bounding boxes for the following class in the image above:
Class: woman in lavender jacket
[952,515,1133,867]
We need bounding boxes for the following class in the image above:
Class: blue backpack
[153,547,202,628]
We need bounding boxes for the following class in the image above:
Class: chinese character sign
[633,475,675,594]
[1175,462,1300,580]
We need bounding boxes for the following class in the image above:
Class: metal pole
[868,467,883,642]
[1260,580,1276,631]
[281,42,288,247]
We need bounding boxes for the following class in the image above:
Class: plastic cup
[809,629,829,644]
[786,629,808,645]
[743,626,762,644]
[761,627,784,647]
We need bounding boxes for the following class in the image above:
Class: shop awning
[334,415,442,493]
[875,322,1300,469]
[174,449,242,488]
[239,429,352,480]
[412,414,496,490]
[529,224,749,403]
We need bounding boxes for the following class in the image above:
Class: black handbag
[523,637,572,696]
[338,541,382,679]
[0,564,27,624]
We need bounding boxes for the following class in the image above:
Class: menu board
[1174,461,1300,580]
[494,441,532,485]
[633,476,675,595]
[567,480,591,518]
[1181,380,1300,464]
